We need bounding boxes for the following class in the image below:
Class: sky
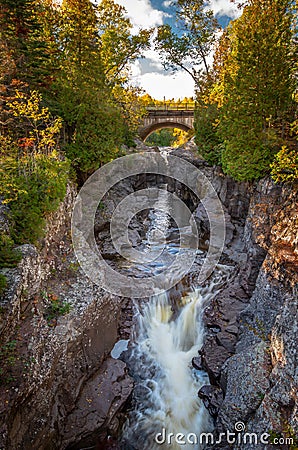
[115,0,242,100]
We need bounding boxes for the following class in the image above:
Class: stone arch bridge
[139,104,195,141]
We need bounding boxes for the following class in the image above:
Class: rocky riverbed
[0,141,297,449]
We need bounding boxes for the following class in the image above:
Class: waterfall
[121,273,230,450]
[118,155,230,449]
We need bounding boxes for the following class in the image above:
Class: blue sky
[116,0,242,99]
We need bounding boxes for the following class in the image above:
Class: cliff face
[1,146,297,449]
[0,184,132,450]
[200,178,298,448]
[218,182,297,444]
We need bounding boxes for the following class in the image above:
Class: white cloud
[142,49,164,71]
[115,0,165,31]
[131,63,195,100]
[130,60,142,78]
[116,0,242,100]
[207,0,242,19]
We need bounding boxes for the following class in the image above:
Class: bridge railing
[146,103,196,111]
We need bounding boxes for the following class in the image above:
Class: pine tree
[216,0,296,180]
[55,0,127,180]
[0,0,53,85]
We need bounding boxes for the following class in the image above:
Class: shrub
[270,146,298,184]
[8,153,70,244]
[65,102,125,178]
[42,291,72,325]
[146,129,176,147]
[0,234,22,268]
[0,90,70,244]
[194,104,223,165]
[221,139,274,182]
[0,274,7,296]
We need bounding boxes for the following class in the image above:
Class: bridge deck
[146,103,195,112]
[146,109,194,117]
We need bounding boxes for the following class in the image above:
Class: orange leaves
[17,137,35,149]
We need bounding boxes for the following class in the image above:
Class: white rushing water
[120,151,230,449]
[122,272,231,450]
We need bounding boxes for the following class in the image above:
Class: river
[107,156,232,449]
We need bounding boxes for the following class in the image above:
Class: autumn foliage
[194,0,297,181]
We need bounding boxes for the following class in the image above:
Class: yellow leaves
[140,95,195,109]
[8,90,55,125]
[112,85,147,132]
[6,90,62,156]
[270,145,298,183]
[0,89,68,207]
[172,128,191,147]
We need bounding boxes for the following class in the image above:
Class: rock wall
[198,178,298,449]
[1,144,297,450]
[0,184,132,450]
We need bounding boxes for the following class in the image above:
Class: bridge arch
[140,122,192,141]
[138,105,195,141]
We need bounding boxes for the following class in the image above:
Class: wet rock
[215,331,237,354]
[194,203,236,250]
[199,280,249,384]
[97,230,118,259]
[63,358,133,449]
[192,356,203,371]
[198,385,224,419]
[207,324,221,333]
[200,342,231,384]
[217,341,272,431]
[225,324,238,335]
[128,229,142,248]
[170,146,208,168]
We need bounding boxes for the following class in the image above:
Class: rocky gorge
[0,141,297,449]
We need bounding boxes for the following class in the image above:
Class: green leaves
[0,0,55,87]
[65,100,125,177]
[271,146,298,184]
[212,0,297,180]
[97,0,151,83]
[194,103,223,165]
[0,88,70,244]
[154,0,218,90]
[54,0,150,179]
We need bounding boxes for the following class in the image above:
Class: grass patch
[42,291,72,325]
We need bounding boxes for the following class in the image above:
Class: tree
[50,0,151,179]
[194,103,223,165]
[0,0,55,87]
[97,0,151,85]
[97,0,151,141]
[146,128,177,147]
[0,0,60,139]
[154,0,218,92]
[60,0,99,68]
[215,0,297,180]
[0,89,69,243]
[53,0,126,180]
